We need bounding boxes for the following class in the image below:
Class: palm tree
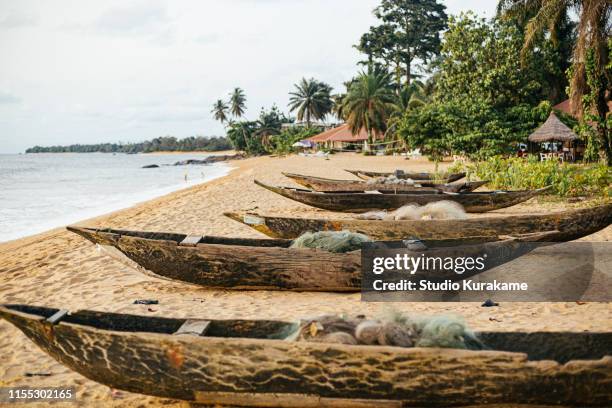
[341,70,395,151]
[229,87,247,118]
[211,99,229,124]
[386,81,430,141]
[497,0,611,162]
[288,78,333,127]
[255,106,283,148]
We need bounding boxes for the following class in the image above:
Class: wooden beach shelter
[307,123,381,151]
[528,112,579,161]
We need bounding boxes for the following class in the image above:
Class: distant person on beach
[184,172,188,182]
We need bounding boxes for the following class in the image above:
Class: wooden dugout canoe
[345,169,466,183]
[254,180,550,213]
[224,203,612,241]
[282,172,488,193]
[67,226,554,291]
[2,304,611,406]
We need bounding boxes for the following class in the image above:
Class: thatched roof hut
[528,112,578,143]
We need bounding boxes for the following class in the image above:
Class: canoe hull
[67,227,361,291]
[255,180,549,213]
[67,227,552,290]
[224,203,612,241]
[282,172,487,193]
[1,305,611,406]
[345,169,466,183]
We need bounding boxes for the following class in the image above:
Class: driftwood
[224,203,612,241]
[345,169,466,183]
[282,172,487,193]
[254,180,550,213]
[67,226,554,291]
[1,304,611,406]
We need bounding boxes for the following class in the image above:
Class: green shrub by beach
[450,156,611,198]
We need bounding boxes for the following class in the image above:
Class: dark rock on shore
[172,153,245,166]
[142,164,160,168]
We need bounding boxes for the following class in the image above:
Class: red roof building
[307,123,382,149]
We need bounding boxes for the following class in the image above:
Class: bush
[267,127,320,154]
[450,156,611,197]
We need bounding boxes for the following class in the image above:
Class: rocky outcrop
[173,154,245,166]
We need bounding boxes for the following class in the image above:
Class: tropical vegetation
[497,0,611,164]
[450,155,611,197]
[288,78,334,127]
[338,70,396,151]
[211,0,610,166]
[229,87,247,118]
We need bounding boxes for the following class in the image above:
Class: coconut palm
[386,81,430,140]
[211,99,229,124]
[497,0,611,162]
[341,70,396,151]
[288,78,333,127]
[229,87,247,118]
[255,106,283,148]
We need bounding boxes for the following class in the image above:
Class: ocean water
[0,153,231,243]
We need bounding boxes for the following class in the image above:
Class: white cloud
[94,1,170,34]
[0,91,21,104]
[0,10,38,28]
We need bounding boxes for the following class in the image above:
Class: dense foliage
[267,127,320,154]
[497,0,611,164]
[25,136,232,154]
[226,106,296,155]
[339,70,396,150]
[450,156,611,197]
[398,13,564,160]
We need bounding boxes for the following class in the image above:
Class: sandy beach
[1,153,610,408]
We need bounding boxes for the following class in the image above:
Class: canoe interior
[4,304,611,364]
[73,226,514,249]
[4,304,296,340]
[273,185,539,197]
[73,227,293,248]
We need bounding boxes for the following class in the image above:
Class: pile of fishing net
[366,175,418,186]
[285,312,483,350]
[358,201,468,221]
[289,230,371,253]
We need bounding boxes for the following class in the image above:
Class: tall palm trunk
[364,114,372,153]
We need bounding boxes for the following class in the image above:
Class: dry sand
[0,153,610,407]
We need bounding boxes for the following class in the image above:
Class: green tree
[356,0,448,88]
[398,13,553,159]
[341,70,395,151]
[436,13,541,109]
[229,87,247,118]
[227,121,257,153]
[255,105,291,147]
[288,78,334,127]
[496,2,575,104]
[497,0,611,163]
[386,80,429,141]
[211,99,229,124]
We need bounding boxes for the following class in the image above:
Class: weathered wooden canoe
[345,169,466,182]
[67,226,554,290]
[282,172,488,193]
[2,304,611,406]
[255,180,550,213]
[225,203,612,241]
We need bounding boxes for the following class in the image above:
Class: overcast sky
[0,0,496,153]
